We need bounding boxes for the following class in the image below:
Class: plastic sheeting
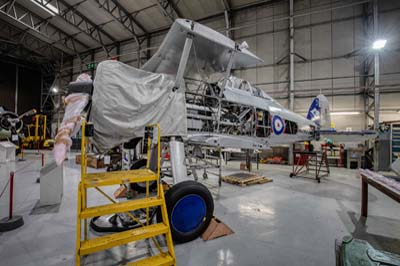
[53,93,89,165]
[91,60,187,152]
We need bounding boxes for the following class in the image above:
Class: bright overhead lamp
[372,39,387,50]
[331,111,360,116]
[51,87,58,93]
[30,0,59,16]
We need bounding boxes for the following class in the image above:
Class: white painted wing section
[319,130,377,143]
[188,133,269,150]
[142,19,263,76]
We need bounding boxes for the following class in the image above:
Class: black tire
[160,180,214,243]
[130,159,157,193]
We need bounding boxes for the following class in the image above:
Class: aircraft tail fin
[307,94,331,128]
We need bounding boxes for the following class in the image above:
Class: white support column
[174,35,193,90]
[373,0,380,171]
[169,137,188,184]
[289,0,295,111]
[221,50,236,92]
[373,0,380,130]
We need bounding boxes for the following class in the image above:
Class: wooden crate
[222,172,273,187]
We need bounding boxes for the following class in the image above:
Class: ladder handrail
[76,121,175,265]
[80,119,87,177]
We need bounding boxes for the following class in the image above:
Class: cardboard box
[201,217,234,241]
[75,153,105,169]
[240,162,251,171]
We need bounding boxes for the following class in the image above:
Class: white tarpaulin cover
[92,60,187,152]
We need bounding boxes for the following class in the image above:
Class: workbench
[359,169,400,217]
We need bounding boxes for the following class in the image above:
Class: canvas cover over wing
[142,19,263,78]
[91,60,187,152]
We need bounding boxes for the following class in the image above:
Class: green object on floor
[336,236,400,266]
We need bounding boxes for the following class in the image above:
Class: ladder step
[83,169,157,187]
[80,197,164,219]
[126,253,174,266]
[79,223,168,256]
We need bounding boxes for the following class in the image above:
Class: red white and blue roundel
[272,115,285,135]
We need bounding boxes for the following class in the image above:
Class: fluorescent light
[331,111,360,116]
[372,39,387,50]
[30,0,59,16]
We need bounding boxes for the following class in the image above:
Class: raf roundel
[272,115,285,135]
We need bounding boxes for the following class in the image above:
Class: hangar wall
[0,62,42,114]
[70,0,400,131]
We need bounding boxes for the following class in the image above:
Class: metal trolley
[290,150,330,183]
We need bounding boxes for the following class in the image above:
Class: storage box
[201,217,234,241]
[0,141,16,163]
[40,162,63,206]
[75,153,105,169]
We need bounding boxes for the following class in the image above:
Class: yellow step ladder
[76,122,175,266]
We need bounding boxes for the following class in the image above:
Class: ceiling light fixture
[30,0,59,16]
[372,39,387,50]
[331,111,360,116]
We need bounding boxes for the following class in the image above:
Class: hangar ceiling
[0,0,278,64]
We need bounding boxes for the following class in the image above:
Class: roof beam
[0,0,86,55]
[221,0,231,12]
[31,0,116,49]
[69,0,284,59]
[155,0,182,23]
[0,20,65,62]
[93,0,148,43]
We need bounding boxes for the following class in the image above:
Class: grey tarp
[91,60,187,152]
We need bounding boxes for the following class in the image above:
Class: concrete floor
[0,151,399,266]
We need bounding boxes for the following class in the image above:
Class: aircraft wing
[188,133,268,150]
[319,129,377,142]
[142,19,263,77]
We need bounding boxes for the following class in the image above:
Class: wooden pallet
[222,172,273,187]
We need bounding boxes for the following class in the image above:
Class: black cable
[0,179,10,199]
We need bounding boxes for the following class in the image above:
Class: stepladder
[76,121,176,266]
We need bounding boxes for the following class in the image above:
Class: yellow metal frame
[76,121,175,266]
[22,114,48,148]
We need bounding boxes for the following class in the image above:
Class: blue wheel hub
[171,194,206,233]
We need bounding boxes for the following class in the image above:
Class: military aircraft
[0,107,36,147]
[64,19,376,243]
